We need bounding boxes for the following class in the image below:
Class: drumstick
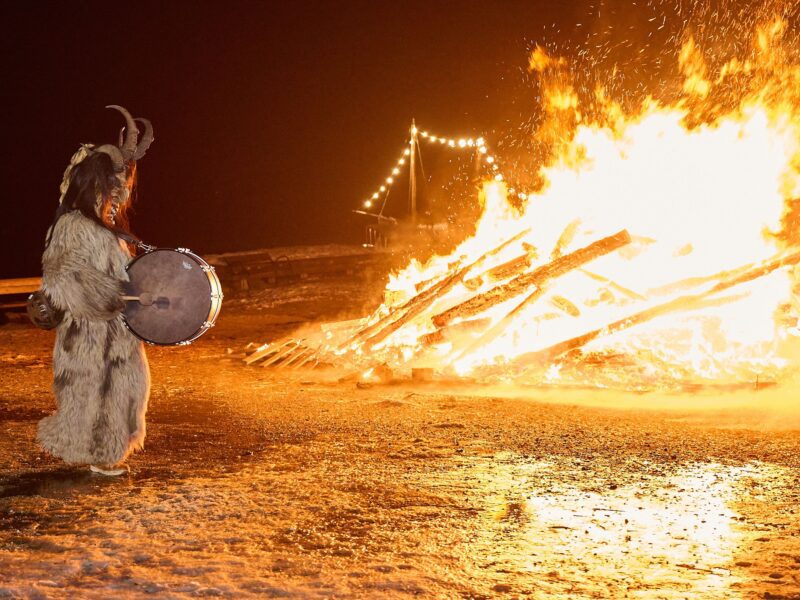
[122,292,157,306]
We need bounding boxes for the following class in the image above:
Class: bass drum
[123,248,223,345]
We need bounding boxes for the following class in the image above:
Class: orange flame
[349,18,800,389]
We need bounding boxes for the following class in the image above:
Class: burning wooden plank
[244,339,298,365]
[280,345,315,368]
[261,340,304,367]
[418,318,491,345]
[463,252,534,290]
[414,258,465,292]
[432,229,632,328]
[515,249,800,366]
[343,228,531,348]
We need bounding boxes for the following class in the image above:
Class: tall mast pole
[409,119,418,224]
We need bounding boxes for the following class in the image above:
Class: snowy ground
[2,277,800,598]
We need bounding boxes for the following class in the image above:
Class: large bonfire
[301,14,800,390]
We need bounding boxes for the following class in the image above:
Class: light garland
[361,142,410,210]
[359,124,528,212]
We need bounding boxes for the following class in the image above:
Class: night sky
[1,0,762,279]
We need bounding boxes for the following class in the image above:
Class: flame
[346,17,800,389]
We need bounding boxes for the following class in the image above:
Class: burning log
[415,258,464,292]
[364,230,532,347]
[432,229,632,328]
[453,287,547,361]
[515,249,800,366]
[343,228,531,348]
[463,253,533,289]
[419,318,491,345]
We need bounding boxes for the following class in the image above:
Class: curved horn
[106,105,139,160]
[93,144,125,172]
[133,118,154,160]
[118,127,125,147]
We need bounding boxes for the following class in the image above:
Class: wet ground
[2,277,800,598]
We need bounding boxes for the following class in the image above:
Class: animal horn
[93,145,125,172]
[106,105,139,160]
[133,118,154,160]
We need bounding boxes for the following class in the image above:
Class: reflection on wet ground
[3,449,796,598]
[441,455,788,597]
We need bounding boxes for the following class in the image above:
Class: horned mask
[58,105,155,211]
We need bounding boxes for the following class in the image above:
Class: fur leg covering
[38,212,150,465]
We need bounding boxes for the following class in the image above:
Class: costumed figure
[37,106,154,476]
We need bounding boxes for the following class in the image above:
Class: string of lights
[361,142,411,211]
[359,124,528,212]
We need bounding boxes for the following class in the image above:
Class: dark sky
[1,1,588,278]
[2,0,751,278]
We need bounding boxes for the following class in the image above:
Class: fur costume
[37,203,150,465]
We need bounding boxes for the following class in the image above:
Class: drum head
[124,249,213,345]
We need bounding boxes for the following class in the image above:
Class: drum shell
[123,248,223,345]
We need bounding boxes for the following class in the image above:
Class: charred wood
[356,229,532,348]
[432,229,632,328]
[463,253,533,290]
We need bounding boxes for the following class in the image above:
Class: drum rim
[123,247,223,346]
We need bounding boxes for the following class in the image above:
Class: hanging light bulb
[386,177,394,184]
[494,173,503,181]
[380,185,386,192]
[364,200,372,208]
[398,158,405,165]
[486,156,495,164]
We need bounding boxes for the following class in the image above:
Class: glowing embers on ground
[332,19,800,389]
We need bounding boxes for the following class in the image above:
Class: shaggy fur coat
[38,211,150,465]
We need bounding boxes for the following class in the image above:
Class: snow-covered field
[2,276,800,598]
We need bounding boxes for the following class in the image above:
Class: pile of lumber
[334,229,632,355]
[243,223,800,377]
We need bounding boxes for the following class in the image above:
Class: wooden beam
[361,229,533,347]
[432,229,631,328]
[418,318,491,345]
[342,228,531,349]
[0,277,41,296]
[514,248,800,366]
